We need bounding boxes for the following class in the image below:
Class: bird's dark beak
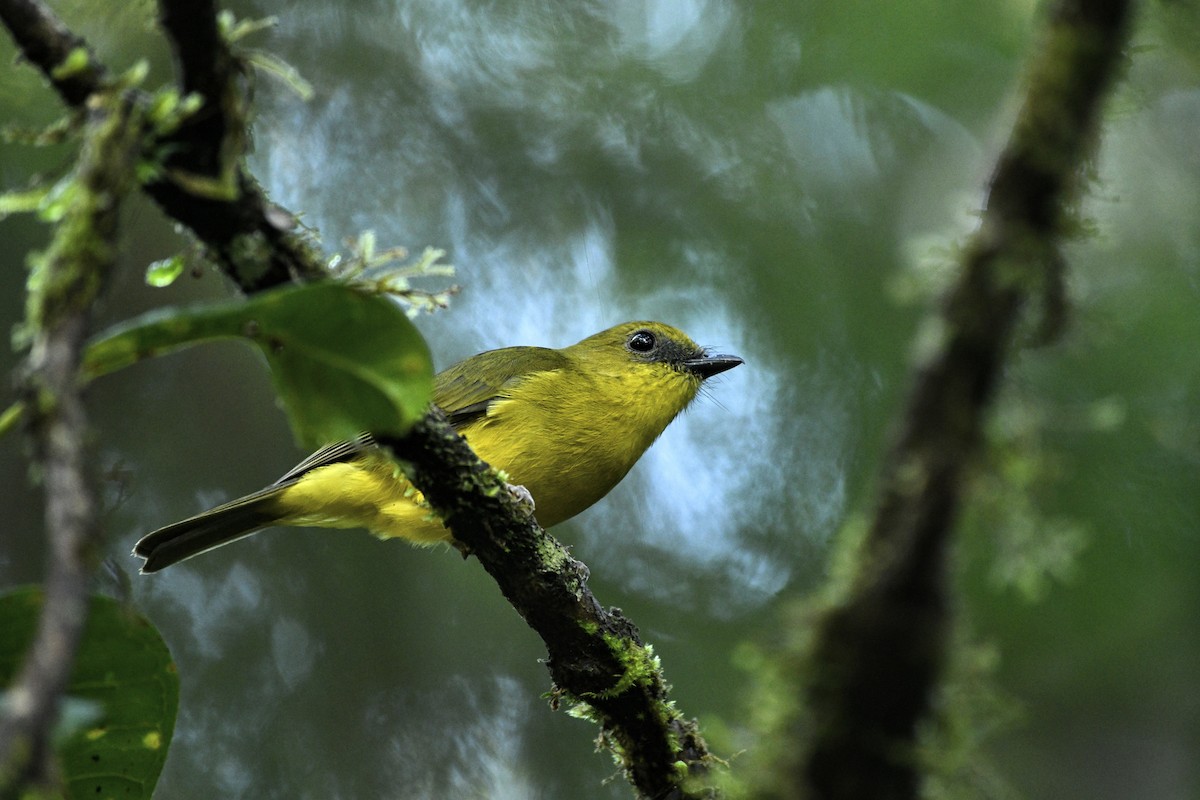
[683,354,743,379]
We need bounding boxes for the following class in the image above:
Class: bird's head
[565,321,742,416]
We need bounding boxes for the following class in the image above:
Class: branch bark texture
[0,89,143,794]
[798,1,1134,798]
[148,0,325,291]
[381,415,712,799]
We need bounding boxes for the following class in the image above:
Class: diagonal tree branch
[379,414,712,800]
[797,0,1135,798]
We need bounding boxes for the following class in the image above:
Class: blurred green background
[2,1,1197,798]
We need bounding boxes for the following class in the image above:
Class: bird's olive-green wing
[263,347,570,486]
[433,345,570,427]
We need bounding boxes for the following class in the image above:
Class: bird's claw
[507,483,536,517]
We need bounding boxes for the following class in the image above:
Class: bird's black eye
[628,330,656,353]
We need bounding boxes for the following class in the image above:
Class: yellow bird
[133,321,742,573]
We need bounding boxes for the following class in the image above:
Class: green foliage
[0,402,25,440]
[972,395,1089,602]
[217,10,277,42]
[329,231,459,317]
[919,641,1023,800]
[0,588,178,800]
[144,88,203,136]
[244,48,315,102]
[83,282,434,447]
[0,114,75,148]
[17,87,145,353]
[143,255,187,288]
[32,176,79,225]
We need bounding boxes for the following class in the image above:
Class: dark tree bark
[796,1,1134,798]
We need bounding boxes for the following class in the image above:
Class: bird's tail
[133,488,288,573]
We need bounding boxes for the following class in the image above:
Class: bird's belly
[277,458,451,545]
[468,423,636,529]
[277,420,639,544]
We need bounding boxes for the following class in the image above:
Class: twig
[798,0,1134,797]
[148,0,325,290]
[0,0,106,105]
[141,0,325,290]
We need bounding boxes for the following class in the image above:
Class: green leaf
[50,46,91,80]
[83,282,434,447]
[0,401,26,440]
[144,255,187,287]
[0,588,178,800]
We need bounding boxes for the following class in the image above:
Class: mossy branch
[380,414,714,799]
[147,0,326,291]
[0,88,144,796]
[789,1,1135,798]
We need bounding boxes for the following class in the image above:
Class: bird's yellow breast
[463,361,700,526]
